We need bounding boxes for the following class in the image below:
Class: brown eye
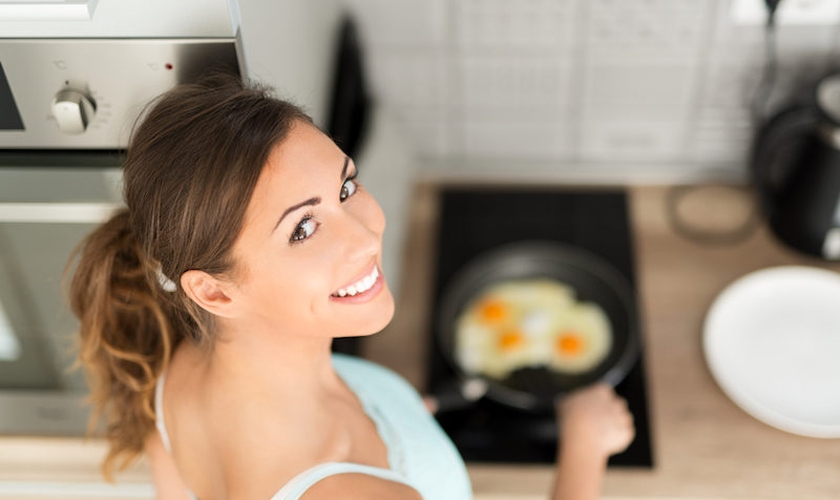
[290,216,317,243]
[340,178,358,201]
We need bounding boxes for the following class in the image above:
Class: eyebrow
[341,155,350,179]
[273,196,320,232]
[272,156,352,232]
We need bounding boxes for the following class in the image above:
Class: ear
[180,269,237,318]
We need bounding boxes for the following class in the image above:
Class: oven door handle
[0,202,122,223]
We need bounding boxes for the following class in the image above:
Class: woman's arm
[551,383,635,500]
[423,383,633,500]
[144,431,193,500]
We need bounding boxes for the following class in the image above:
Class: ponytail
[67,74,312,480]
[68,209,178,479]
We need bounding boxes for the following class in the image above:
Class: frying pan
[434,241,640,413]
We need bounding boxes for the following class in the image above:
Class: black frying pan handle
[430,377,489,414]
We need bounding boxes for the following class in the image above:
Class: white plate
[703,266,840,438]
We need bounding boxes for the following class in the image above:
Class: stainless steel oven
[0,38,239,435]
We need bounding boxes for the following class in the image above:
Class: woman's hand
[557,382,635,459]
[550,383,635,500]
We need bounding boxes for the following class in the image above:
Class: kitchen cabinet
[2,184,839,500]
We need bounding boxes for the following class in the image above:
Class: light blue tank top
[155,354,472,500]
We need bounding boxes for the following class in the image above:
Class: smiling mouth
[332,266,380,297]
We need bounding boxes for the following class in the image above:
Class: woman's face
[227,121,394,340]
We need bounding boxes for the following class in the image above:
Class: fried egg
[453,279,612,380]
[547,301,612,374]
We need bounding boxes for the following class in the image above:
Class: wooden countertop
[3,184,840,499]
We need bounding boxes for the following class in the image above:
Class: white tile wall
[341,0,840,179]
[455,0,578,49]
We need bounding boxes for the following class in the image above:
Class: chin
[347,287,396,337]
[371,294,397,334]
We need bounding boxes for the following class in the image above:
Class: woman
[69,74,634,500]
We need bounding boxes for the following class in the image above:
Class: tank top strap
[155,372,200,500]
[268,462,415,500]
[154,371,173,453]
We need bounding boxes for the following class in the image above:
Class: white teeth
[333,267,379,297]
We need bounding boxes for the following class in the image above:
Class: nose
[341,197,385,263]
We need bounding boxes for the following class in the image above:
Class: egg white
[455,279,602,380]
[547,301,613,374]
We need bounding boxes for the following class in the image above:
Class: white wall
[339,0,840,181]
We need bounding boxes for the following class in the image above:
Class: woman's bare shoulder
[144,430,194,500]
[299,473,423,500]
[163,347,334,498]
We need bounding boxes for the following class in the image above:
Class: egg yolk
[479,299,508,323]
[556,331,585,357]
[497,329,525,351]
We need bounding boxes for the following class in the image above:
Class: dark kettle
[752,71,840,260]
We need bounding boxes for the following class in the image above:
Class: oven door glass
[0,166,122,435]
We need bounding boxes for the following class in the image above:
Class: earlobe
[180,270,236,318]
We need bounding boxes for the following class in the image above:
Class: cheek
[243,250,329,309]
[273,254,333,299]
[257,257,333,332]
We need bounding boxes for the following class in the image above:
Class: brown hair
[68,73,311,479]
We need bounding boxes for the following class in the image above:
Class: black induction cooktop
[427,187,654,467]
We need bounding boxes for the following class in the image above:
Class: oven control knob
[51,88,96,134]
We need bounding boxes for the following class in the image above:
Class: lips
[332,266,380,298]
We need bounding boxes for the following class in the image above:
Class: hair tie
[155,265,177,293]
